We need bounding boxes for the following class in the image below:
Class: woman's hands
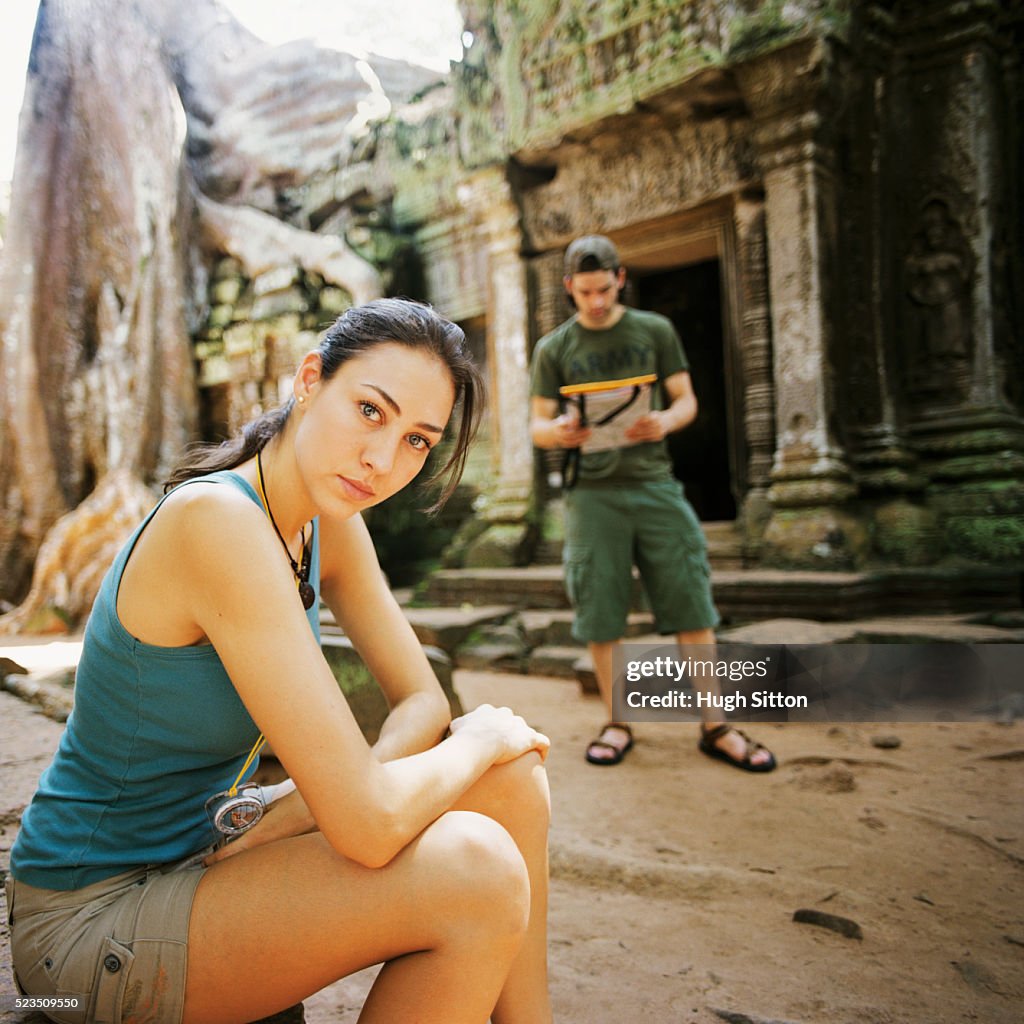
[448,704,550,765]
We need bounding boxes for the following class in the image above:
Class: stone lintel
[733,36,830,127]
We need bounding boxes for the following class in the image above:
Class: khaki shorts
[6,856,207,1024]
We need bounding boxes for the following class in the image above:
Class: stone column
[736,39,868,569]
[731,192,775,548]
[460,168,537,567]
[885,3,1024,563]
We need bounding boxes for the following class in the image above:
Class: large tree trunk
[0,0,197,606]
[0,0,394,625]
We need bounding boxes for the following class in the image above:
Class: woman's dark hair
[164,298,484,512]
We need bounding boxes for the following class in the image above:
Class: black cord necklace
[255,448,315,610]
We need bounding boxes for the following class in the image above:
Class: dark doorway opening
[632,259,737,522]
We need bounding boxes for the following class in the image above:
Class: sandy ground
[2,647,1023,1023]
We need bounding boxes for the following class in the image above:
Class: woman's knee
[516,752,551,822]
[426,811,531,939]
[480,753,552,829]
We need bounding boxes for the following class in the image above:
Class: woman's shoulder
[157,473,265,538]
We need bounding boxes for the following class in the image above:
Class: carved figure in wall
[903,198,974,399]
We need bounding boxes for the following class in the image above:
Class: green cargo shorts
[564,477,719,643]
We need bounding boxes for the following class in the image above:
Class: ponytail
[163,401,294,492]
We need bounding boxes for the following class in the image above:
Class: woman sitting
[7,298,552,1024]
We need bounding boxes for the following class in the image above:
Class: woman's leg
[183,810,530,1024]
[451,752,552,1024]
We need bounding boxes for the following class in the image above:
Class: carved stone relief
[520,115,757,252]
[902,197,974,403]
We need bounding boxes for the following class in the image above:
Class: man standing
[529,235,775,771]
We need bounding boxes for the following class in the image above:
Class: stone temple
[194,1,1023,616]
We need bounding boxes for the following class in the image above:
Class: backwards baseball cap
[564,235,620,277]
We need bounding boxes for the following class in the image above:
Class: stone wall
[434,0,1024,571]
[194,259,348,439]
[188,0,1024,573]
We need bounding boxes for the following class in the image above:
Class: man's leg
[584,638,633,763]
[678,628,775,769]
[631,480,775,771]
[562,486,636,765]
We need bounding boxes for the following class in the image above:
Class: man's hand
[552,411,592,448]
[624,410,671,443]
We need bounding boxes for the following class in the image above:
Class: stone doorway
[632,259,737,522]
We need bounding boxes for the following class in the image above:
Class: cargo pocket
[563,545,592,611]
[89,937,135,1024]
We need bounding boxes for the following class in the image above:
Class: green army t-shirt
[530,307,688,483]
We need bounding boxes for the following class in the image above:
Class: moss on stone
[943,516,1024,564]
[727,0,800,59]
[727,0,850,60]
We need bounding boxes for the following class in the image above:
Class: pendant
[298,580,316,610]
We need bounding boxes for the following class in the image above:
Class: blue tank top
[11,471,321,890]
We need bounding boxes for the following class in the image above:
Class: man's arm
[624,371,697,443]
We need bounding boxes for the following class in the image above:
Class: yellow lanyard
[229,734,266,796]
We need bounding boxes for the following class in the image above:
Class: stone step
[454,610,1024,692]
[521,644,588,680]
[718,614,1024,646]
[421,566,570,609]
[400,604,516,654]
[517,609,655,648]
[420,564,1022,623]
[710,565,1022,621]
[322,603,516,654]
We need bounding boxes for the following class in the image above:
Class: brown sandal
[585,723,634,766]
[699,723,776,773]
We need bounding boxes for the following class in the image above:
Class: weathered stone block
[194,339,225,361]
[208,304,234,329]
[223,322,260,357]
[253,266,300,295]
[320,634,460,744]
[252,289,307,322]
[212,276,243,306]
[463,522,534,568]
[871,499,941,566]
[197,354,232,388]
[214,257,244,279]
[318,286,351,316]
[761,507,871,570]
